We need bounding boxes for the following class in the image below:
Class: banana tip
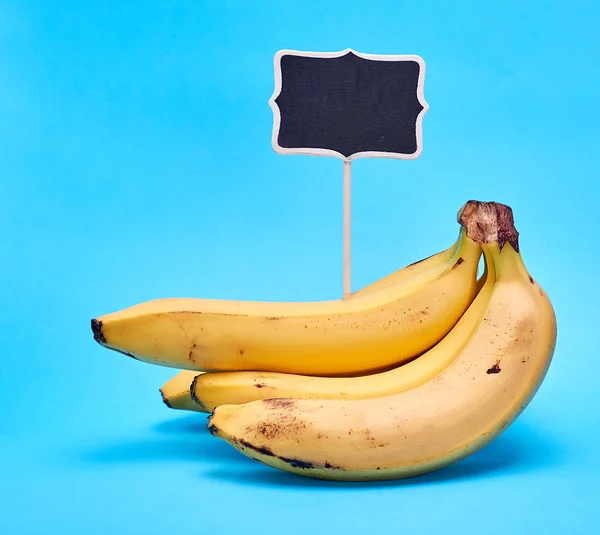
[90,318,139,361]
[206,412,221,437]
[159,388,172,408]
[91,319,106,344]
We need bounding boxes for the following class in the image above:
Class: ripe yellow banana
[91,226,481,376]
[160,235,464,412]
[207,202,557,481]
[189,261,492,412]
[159,370,205,411]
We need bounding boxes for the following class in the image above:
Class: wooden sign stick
[343,160,352,299]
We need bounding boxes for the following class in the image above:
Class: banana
[189,261,492,412]
[159,370,205,412]
[160,235,464,412]
[207,202,557,481]
[91,226,481,376]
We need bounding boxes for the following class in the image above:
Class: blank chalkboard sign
[268,48,428,299]
[269,48,428,161]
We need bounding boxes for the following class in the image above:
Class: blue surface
[1,1,598,533]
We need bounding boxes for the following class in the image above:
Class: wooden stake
[343,160,352,299]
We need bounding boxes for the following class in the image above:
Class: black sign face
[269,49,428,161]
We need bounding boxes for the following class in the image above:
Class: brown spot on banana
[254,411,306,441]
[256,422,286,439]
[236,437,341,470]
[238,439,274,457]
[91,319,106,344]
[452,257,465,268]
[207,423,220,436]
[487,360,502,374]
[263,398,296,410]
[278,457,317,469]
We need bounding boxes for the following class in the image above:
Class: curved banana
[190,261,493,412]
[159,370,205,412]
[158,234,465,411]
[91,227,481,376]
[207,202,557,481]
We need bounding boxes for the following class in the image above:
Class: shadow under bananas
[202,419,565,489]
[84,414,563,490]
[85,414,246,465]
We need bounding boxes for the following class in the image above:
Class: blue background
[1,1,598,533]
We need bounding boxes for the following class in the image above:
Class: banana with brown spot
[159,236,483,412]
[91,217,482,376]
[189,258,492,411]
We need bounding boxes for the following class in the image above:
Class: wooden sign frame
[269,48,429,161]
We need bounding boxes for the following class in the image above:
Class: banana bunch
[92,200,556,482]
